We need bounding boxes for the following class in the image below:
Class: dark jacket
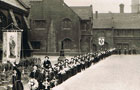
[12,67,24,90]
[30,70,40,81]
[43,60,51,69]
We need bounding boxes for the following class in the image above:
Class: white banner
[3,31,22,64]
[98,37,105,46]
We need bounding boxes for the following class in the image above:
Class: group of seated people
[28,48,116,90]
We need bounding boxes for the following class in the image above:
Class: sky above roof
[64,0,131,13]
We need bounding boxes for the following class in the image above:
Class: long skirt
[12,81,24,90]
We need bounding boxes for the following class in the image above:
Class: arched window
[62,38,72,49]
[62,18,72,30]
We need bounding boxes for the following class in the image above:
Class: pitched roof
[18,0,30,9]
[20,0,43,8]
[93,13,140,29]
[0,0,28,11]
[20,0,30,7]
[70,6,93,20]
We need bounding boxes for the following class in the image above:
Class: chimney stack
[95,11,98,19]
[120,4,124,13]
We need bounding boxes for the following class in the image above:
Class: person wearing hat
[12,66,24,90]
[124,48,127,55]
[38,68,45,90]
[43,56,52,70]
[30,65,40,81]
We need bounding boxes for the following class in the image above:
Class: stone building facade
[1,0,140,57]
[93,11,140,53]
[131,0,140,13]
[28,0,93,55]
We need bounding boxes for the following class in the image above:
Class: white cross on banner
[98,37,105,46]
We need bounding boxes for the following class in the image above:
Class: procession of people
[0,48,116,90]
[26,48,115,90]
[115,48,137,55]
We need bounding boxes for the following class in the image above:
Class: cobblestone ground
[53,55,140,90]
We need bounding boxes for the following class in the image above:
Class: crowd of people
[115,48,137,55]
[27,48,115,90]
[0,48,116,90]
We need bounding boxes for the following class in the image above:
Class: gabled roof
[0,0,28,12]
[70,6,93,20]
[20,0,30,7]
[20,0,43,8]
[93,13,140,29]
[18,0,30,9]
[25,0,81,19]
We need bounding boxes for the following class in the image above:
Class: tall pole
[22,32,24,59]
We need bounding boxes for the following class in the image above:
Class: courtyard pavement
[52,55,140,90]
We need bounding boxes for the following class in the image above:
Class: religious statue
[9,36,16,58]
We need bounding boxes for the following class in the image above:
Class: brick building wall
[29,0,81,55]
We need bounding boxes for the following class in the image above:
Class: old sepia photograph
[0,0,140,90]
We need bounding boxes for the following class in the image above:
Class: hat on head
[45,56,49,59]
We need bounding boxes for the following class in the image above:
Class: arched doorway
[62,38,72,51]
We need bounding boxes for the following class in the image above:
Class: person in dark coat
[124,48,127,55]
[43,56,52,69]
[12,66,24,90]
[38,68,45,90]
[30,65,40,80]
[133,48,136,54]
[128,48,131,55]
[119,48,121,55]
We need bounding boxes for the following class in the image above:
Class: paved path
[53,55,140,90]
